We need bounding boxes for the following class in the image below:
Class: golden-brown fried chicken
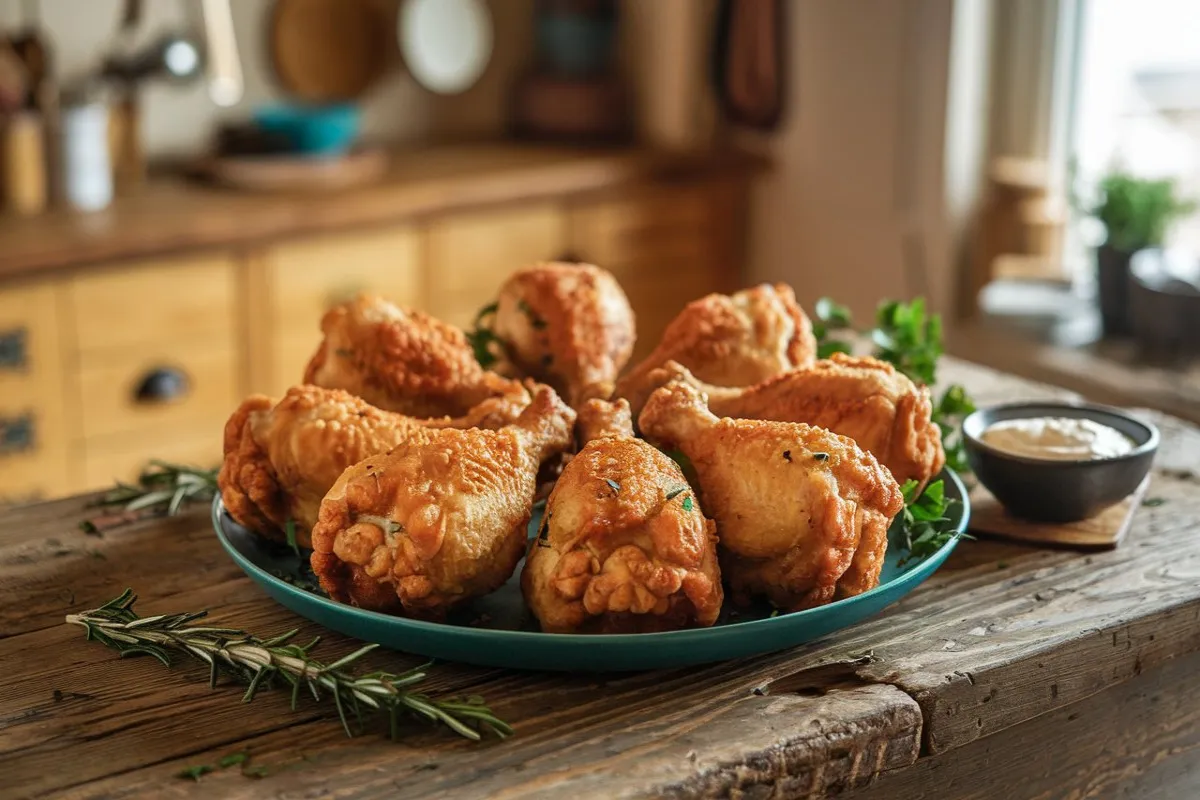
[615,282,817,415]
[639,382,903,611]
[304,293,525,418]
[219,385,531,548]
[491,262,636,407]
[634,354,944,487]
[522,399,723,633]
[311,385,576,617]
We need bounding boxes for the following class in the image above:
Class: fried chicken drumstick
[633,354,944,486]
[218,385,530,548]
[639,382,903,611]
[522,399,723,633]
[615,283,817,416]
[304,293,525,419]
[310,385,576,617]
[491,262,636,408]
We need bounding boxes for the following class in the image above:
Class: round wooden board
[269,0,391,102]
[200,148,390,193]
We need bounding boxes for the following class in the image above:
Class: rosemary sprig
[92,460,219,516]
[66,590,512,742]
[895,479,972,566]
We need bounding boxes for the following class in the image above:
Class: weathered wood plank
[57,687,921,800]
[842,647,1200,800]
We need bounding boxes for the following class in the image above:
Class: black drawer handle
[0,412,35,456]
[0,328,28,371]
[135,367,191,404]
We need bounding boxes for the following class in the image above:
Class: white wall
[744,0,991,320]
[0,0,534,158]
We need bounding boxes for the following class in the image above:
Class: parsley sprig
[811,297,976,473]
[465,302,503,369]
[896,479,971,566]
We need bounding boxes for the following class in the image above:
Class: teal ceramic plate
[213,469,969,672]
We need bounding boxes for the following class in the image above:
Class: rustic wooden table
[4,359,1200,800]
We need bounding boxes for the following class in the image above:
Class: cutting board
[968,476,1152,549]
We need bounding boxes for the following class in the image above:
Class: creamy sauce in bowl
[980,416,1136,461]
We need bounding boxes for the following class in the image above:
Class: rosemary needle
[92,461,219,517]
[66,590,512,742]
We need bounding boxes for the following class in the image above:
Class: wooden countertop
[0,143,765,282]
[5,358,1200,799]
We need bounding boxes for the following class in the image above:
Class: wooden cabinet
[0,281,70,502]
[425,203,567,328]
[253,225,423,396]
[65,254,241,490]
[569,178,746,359]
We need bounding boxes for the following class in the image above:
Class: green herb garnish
[812,452,829,461]
[284,520,299,557]
[218,752,249,769]
[665,486,688,501]
[682,496,694,512]
[1142,497,1168,507]
[92,461,219,517]
[895,479,971,566]
[605,478,620,493]
[465,302,502,368]
[177,765,213,782]
[67,590,512,742]
[812,297,855,359]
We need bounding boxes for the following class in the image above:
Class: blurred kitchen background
[0,0,1197,504]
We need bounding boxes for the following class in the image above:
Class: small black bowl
[962,401,1159,523]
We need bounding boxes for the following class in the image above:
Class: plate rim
[212,469,970,644]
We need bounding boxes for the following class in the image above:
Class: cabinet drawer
[0,409,70,503]
[82,426,223,491]
[257,225,422,394]
[0,281,70,499]
[425,203,567,327]
[68,254,237,357]
[263,225,422,338]
[77,344,239,440]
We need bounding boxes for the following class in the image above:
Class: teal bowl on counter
[252,103,361,156]
[213,469,970,672]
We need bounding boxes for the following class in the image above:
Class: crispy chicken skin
[635,354,944,486]
[310,385,576,617]
[491,262,636,407]
[304,293,525,418]
[639,382,903,611]
[218,385,530,548]
[615,283,817,415]
[522,399,723,633]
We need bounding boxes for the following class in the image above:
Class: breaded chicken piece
[634,354,944,487]
[639,382,903,611]
[311,385,576,617]
[218,385,531,548]
[491,262,636,408]
[615,283,817,416]
[304,293,525,418]
[522,399,723,633]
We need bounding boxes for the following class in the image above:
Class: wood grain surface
[968,475,1151,548]
[3,358,1200,799]
[0,145,765,281]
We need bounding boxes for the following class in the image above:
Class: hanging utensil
[712,0,785,131]
[201,0,243,107]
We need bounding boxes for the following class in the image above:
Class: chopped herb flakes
[665,486,688,501]
[812,452,830,461]
[284,520,300,556]
[605,479,621,493]
[682,496,694,513]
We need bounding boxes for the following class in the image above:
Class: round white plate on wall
[399,0,493,95]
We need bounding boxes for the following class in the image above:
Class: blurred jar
[60,86,112,212]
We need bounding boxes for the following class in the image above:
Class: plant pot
[1096,243,1134,337]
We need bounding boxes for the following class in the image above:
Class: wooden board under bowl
[968,475,1151,550]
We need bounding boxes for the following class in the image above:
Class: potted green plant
[1092,171,1195,336]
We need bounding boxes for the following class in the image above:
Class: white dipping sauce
[980,416,1135,461]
